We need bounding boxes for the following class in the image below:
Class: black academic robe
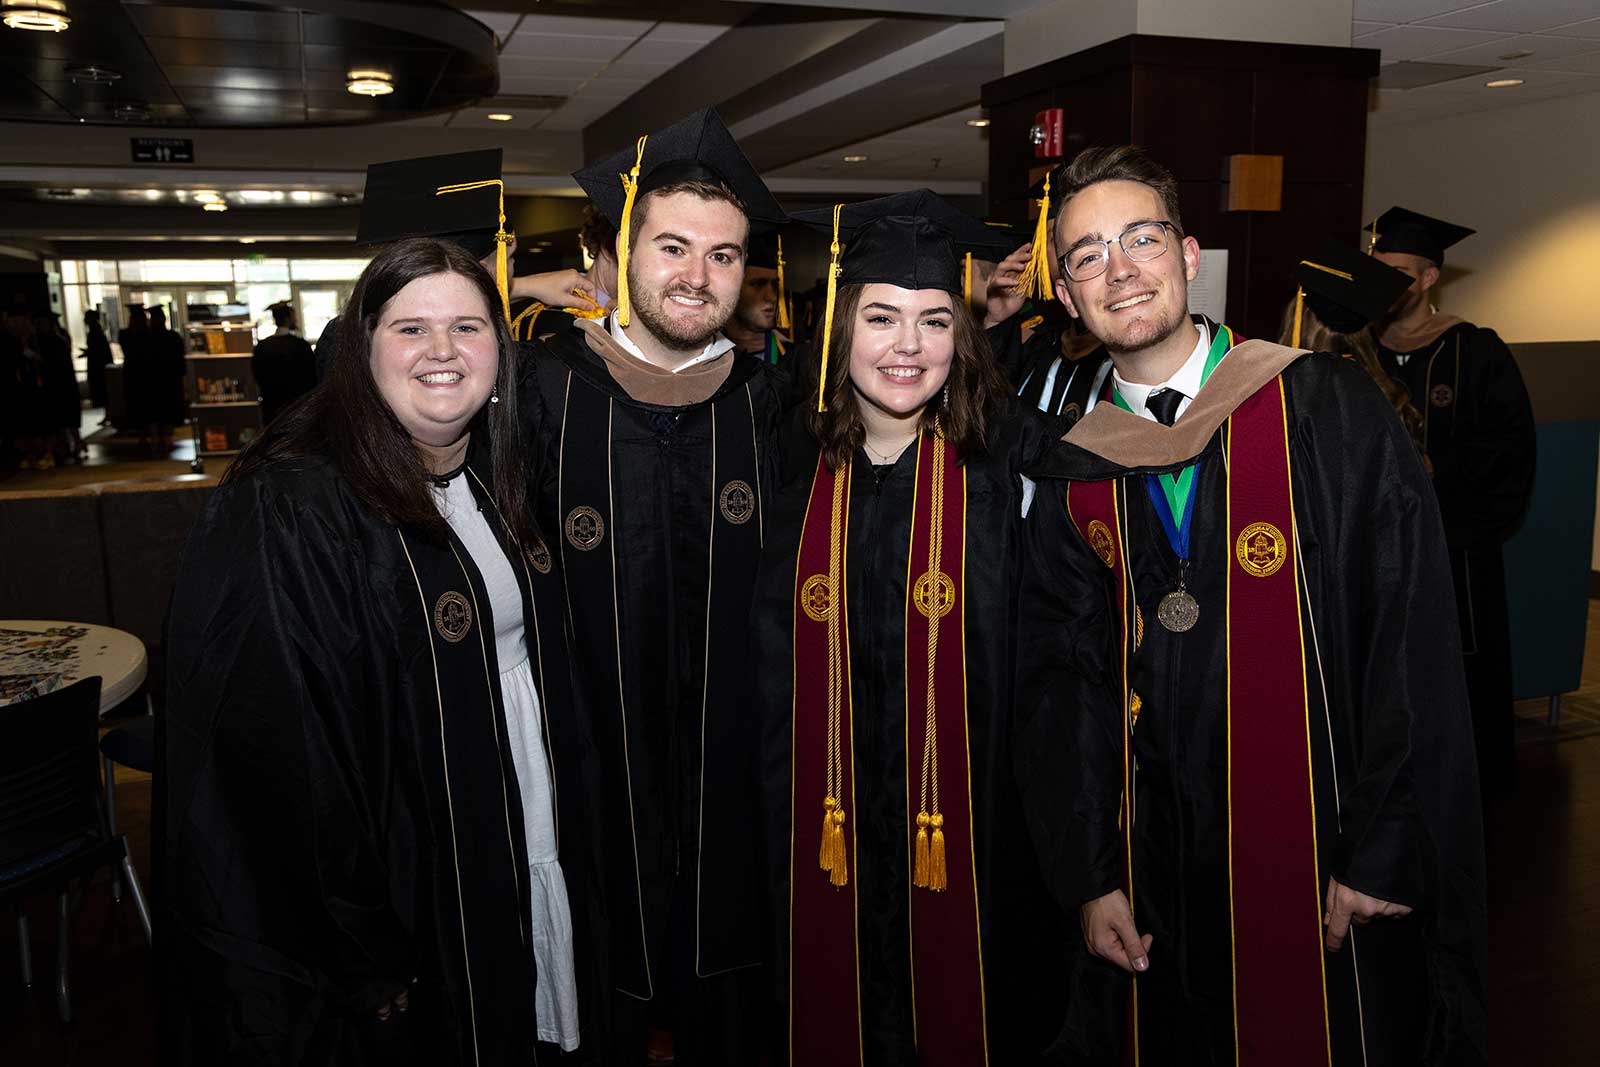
[151,325,189,425]
[252,332,318,426]
[518,328,785,1005]
[86,324,112,409]
[1019,350,1487,1065]
[162,446,608,1066]
[755,405,1080,1066]
[1378,322,1536,789]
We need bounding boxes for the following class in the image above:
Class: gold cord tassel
[1011,171,1052,299]
[614,135,648,328]
[914,425,949,893]
[963,251,973,306]
[830,806,848,887]
[820,796,837,873]
[928,813,947,891]
[819,463,849,888]
[1368,216,1379,254]
[434,178,513,326]
[815,204,844,413]
[776,235,792,331]
[1291,285,1305,348]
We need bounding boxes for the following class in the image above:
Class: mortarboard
[1289,240,1413,345]
[1364,206,1475,265]
[573,108,787,328]
[792,189,1015,411]
[746,226,793,330]
[356,149,515,323]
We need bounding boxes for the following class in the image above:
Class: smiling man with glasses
[1014,145,1487,1065]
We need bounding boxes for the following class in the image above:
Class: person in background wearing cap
[252,299,317,426]
[721,227,793,367]
[753,189,1080,1066]
[507,203,620,343]
[1370,206,1537,795]
[518,107,788,1066]
[163,238,606,1064]
[1017,146,1486,1065]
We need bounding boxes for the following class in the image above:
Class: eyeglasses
[1058,221,1181,282]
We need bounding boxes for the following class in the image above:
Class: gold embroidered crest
[1088,519,1115,567]
[800,574,833,622]
[719,479,755,525]
[526,538,552,575]
[1135,605,1145,650]
[433,591,472,643]
[1062,401,1082,425]
[1430,384,1454,409]
[1129,690,1143,728]
[913,571,956,620]
[1235,522,1288,579]
[564,506,604,551]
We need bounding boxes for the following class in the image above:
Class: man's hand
[374,988,409,1021]
[983,243,1034,328]
[1324,877,1412,952]
[1080,889,1152,973]
[511,268,595,307]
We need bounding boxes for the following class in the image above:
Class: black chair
[0,677,151,1023]
[100,714,156,903]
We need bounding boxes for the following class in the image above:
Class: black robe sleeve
[1432,326,1536,549]
[164,477,414,1060]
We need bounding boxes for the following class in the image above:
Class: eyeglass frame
[1056,219,1184,283]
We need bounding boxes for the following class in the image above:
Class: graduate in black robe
[84,308,112,411]
[1368,207,1537,791]
[1018,150,1486,1066]
[162,239,607,1066]
[755,191,1078,1067]
[519,108,789,1065]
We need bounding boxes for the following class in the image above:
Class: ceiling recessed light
[238,189,282,202]
[203,202,228,212]
[2,1,70,32]
[843,154,868,164]
[1497,49,1535,61]
[194,190,221,204]
[142,189,163,200]
[289,190,315,202]
[346,70,394,97]
[487,112,514,122]
[1486,78,1524,88]
[966,118,991,128]
[239,237,256,244]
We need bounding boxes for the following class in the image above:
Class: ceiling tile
[124,5,301,43]
[1424,32,1600,64]
[1546,17,1600,39]
[498,34,636,62]
[463,9,522,38]
[145,37,301,70]
[1419,0,1600,33]
[507,15,654,40]
[645,22,731,45]
[499,75,589,95]
[1518,50,1600,73]
[1352,0,1480,21]
[1353,20,1397,36]
[612,37,710,65]
[496,55,611,79]
[1352,24,1516,62]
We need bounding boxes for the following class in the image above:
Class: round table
[0,620,148,716]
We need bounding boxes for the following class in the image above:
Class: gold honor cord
[913,425,948,892]
[1012,171,1052,299]
[963,252,973,307]
[815,203,845,413]
[434,178,514,326]
[777,235,792,331]
[819,460,850,886]
[1368,217,1379,254]
[1289,261,1356,348]
[614,135,649,328]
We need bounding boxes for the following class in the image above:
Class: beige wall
[1364,89,1600,345]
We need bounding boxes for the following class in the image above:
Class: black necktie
[1147,388,1184,427]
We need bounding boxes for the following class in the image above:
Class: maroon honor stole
[789,430,990,1066]
[1066,377,1330,1066]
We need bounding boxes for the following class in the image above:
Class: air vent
[113,102,152,122]
[65,64,122,83]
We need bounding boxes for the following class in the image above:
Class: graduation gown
[85,324,112,409]
[518,323,784,1003]
[1018,342,1487,1066]
[755,405,1079,1066]
[162,446,607,1066]
[1377,320,1536,788]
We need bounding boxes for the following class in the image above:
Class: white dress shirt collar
[608,313,734,373]
[1111,319,1211,423]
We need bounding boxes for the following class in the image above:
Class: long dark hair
[226,238,533,547]
[806,282,1008,470]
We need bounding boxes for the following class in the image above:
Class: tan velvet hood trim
[1379,312,1465,354]
[1061,339,1307,469]
[578,318,734,407]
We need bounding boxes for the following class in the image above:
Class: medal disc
[1157,589,1199,633]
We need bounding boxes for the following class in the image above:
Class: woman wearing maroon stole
[753,191,1079,1066]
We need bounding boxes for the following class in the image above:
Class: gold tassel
[613,135,649,328]
[963,252,973,306]
[913,811,931,888]
[776,235,792,331]
[928,813,947,891]
[815,203,844,413]
[830,807,848,887]
[1368,216,1379,254]
[434,178,513,326]
[819,796,837,873]
[1291,285,1305,348]
[1011,171,1052,299]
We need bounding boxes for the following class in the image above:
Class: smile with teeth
[668,293,709,307]
[879,366,923,380]
[417,371,463,384]
[1109,292,1155,311]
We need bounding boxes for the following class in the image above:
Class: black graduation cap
[1290,240,1412,342]
[357,149,507,259]
[746,225,793,330]
[792,189,1016,296]
[1365,206,1475,265]
[572,107,786,326]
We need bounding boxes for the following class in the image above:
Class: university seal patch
[800,574,833,623]
[913,571,956,620]
[719,479,755,525]
[1235,521,1288,579]
[433,591,473,643]
[564,506,605,551]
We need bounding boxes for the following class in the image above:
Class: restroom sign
[131,138,194,164]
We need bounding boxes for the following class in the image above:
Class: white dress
[433,470,580,1051]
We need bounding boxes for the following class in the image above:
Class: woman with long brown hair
[162,238,606,1065]
[753,192,1078,1066]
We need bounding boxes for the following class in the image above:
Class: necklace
[862,433,917,465]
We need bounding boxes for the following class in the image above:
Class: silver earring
[942,383,950,409]
[490,384,501,404]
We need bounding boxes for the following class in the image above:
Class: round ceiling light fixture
[1485,78,1524,88]
[203,202,229,213]
[346,69,395,97]
[487,112,514,122]
[843,154,868,164]
[3,1,71,32]
[966,118,991,128]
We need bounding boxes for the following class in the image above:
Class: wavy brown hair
[806,282,1009,470]
[226,237,533,547]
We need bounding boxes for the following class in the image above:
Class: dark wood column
[982,35,1379,342]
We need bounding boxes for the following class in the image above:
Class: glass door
[293,282,353,344]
